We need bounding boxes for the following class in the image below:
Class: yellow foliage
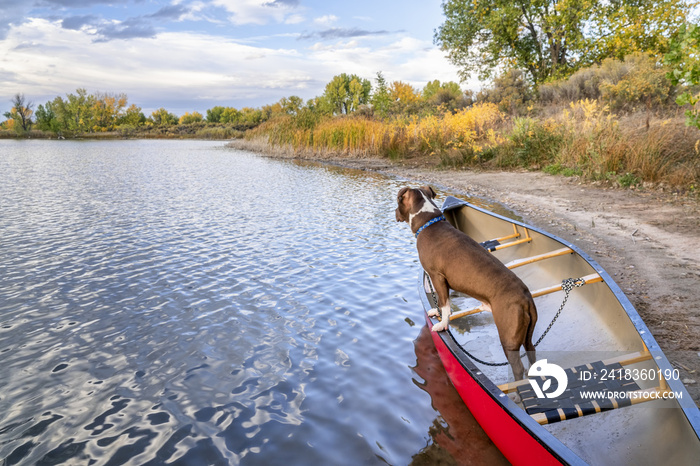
[389,81,420,103]
[254,103,504,159]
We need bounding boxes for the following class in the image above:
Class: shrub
[478,69,533,114]
[598,53,674,111]
[500,117,563,168]
[538,53,674,111]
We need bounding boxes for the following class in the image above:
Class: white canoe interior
[423,199,700,465]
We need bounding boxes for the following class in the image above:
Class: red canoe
[418,196,700,465]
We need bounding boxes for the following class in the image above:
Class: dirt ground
[231,140,700,406]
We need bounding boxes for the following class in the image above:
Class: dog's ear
[419,186,436,199]
[396,187,410,222]
[397,187,409,202]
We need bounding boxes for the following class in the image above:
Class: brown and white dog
[396,186,537,381]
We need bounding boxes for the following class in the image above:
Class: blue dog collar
[415,215,445,238]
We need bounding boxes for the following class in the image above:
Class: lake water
[0,140,507,465]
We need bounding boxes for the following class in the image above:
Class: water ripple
[0,140,500,465]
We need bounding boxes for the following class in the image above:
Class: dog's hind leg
[504,345,526,381]
[524,300,538,368]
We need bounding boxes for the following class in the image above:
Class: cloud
[298,27,391,41]
[0,2,33,39]
[263,0,299,7]
[212,0,301,25]
[61,14,99,30]
[92,17,156,41]
[313,15,337,26]
[148,4,191,21]
[59,14,156,40]
[0,18,319,114]
[40,0,124,7]
[59,3,192,41]
[0,11,465,116]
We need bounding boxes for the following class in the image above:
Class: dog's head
[395,186,440,231]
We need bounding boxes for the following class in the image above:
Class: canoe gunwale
[419,196,700,461]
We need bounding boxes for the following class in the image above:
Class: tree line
[1,73,472,137]
[3,0,700,136]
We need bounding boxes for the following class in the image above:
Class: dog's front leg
[432,299,452,332]
[428,275,451,332]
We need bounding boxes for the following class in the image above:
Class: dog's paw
[428,308,439,317]
[431,321,449,332]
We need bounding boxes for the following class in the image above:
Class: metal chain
[532,277,585,347]
[424,273,586,367]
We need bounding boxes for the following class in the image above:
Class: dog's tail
[524,298,538,366]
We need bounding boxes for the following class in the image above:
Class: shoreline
[228,139,700,405]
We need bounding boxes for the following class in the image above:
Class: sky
[0,0,476,118]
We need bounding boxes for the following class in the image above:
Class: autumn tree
[179,111,204,125]
[91,92,127,131]
[221,107,242,124]
[389,81,420,103]
[435,0,697,85]
[4,93,34,132]
[151,108,178,126]
[118,104,146,127]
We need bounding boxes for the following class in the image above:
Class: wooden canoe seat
[497,351,670,425]
[519,361,642,425]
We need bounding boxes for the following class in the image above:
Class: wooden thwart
[480,225,532,252]
[530,273,602,298]
[449,271,601,322]
[504,247,573,269]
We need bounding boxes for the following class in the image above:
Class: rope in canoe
[425,273,586,367]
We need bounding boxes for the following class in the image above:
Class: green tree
[35,102,60,133]
[206,106,226,123]
[422,80,461,101]
[666,22,700,129]
[421,80,469,112]
[371,72,391,117]
[4,93,34,132]
[435,0,697,85]
[322,73,372,114]
[66,88,95,132]
[279,96,304,115]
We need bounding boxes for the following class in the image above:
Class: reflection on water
[411,325,509,465]
[0,140,509,465]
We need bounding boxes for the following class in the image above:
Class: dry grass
[249,99,700,191]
